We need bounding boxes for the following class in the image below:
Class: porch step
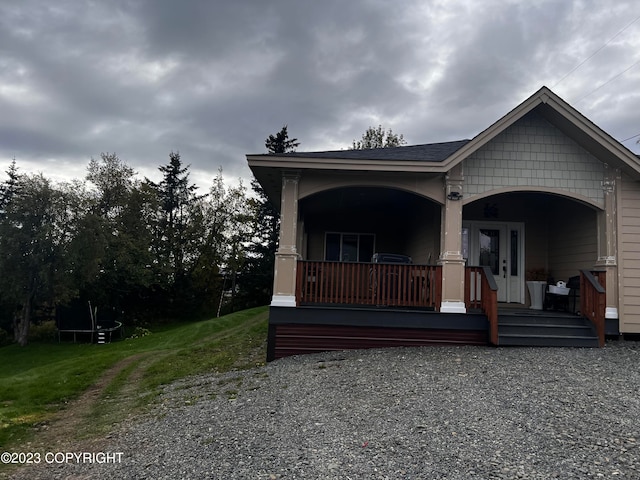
[498,313,599,347]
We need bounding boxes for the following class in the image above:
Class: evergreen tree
[146,152,205,316]
[236,178,279,308]
[149,152,202,282]
[0,159,21,219]
[265,125,300,154]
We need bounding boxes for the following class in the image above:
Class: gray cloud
[0,0,638,189]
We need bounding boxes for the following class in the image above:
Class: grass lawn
[0,306,269,453]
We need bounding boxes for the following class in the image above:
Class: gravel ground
[9,341,640,479]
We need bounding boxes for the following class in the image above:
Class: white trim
[270,295,297,307]
[440,301,467,313]
[605,307,619,319]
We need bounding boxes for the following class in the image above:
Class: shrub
[29,320,58,342]
[0,327,10,346]
[127,326,152,339]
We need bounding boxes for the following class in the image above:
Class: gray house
[248,86,640,360]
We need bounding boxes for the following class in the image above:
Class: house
[247,86,640,361]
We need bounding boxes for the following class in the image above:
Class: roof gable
[441,86,640,177]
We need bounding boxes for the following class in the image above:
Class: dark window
[510,230,518,276]
[325,233,341,261]
[325,233,375,262]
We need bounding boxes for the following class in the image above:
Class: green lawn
[0,306,269,450]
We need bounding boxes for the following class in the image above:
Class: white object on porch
[548,281,570,295]
[527,281,547,310]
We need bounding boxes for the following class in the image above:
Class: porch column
[271,172,300,307]
[438,165,466,313]
[595,164,620,321]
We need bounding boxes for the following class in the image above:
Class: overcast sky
[1,0,639,191]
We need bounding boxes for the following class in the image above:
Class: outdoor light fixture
[447,191,463,201]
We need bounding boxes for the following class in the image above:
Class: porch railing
[465,266,499,345]
[296,261,442,309]
[580,269,606,347]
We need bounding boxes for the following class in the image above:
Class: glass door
[467,222,524,304]
[479,227,507,302]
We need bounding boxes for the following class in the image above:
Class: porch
[266,262,607,360]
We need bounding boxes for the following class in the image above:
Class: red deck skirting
[272,324,488,360]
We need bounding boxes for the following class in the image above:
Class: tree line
[0,129,296,346]
[0,124,402,346]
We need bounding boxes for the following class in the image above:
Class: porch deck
[266,262,607,361]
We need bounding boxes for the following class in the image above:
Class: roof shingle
[259,139,470,162]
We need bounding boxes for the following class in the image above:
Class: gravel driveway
[10,342,640,479]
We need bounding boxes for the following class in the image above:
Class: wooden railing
[296,261,442,309]
[580,269,606,347]
[465,266,499,345]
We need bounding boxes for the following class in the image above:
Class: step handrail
[579,269,605,347]
[481,266,499,346]
[465,266,498,345]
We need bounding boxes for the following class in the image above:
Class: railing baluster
[315,261,320,303]
[296,260,443,309]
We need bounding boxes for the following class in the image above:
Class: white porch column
[438,165,466,313]
[595,164,620,321]
[271,172,300,307]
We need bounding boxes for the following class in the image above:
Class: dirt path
[23,310,268,453]
[26,353,150,452]
[3,353,155,480]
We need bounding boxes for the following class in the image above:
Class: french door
[465,222,524,303]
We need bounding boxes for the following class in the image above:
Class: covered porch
[264,176,611,360]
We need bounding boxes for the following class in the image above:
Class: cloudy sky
[1,0,639,190]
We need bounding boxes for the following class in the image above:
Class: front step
[498,313,599,347]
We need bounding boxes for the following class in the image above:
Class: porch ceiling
[249,166,283,207]
[300,186,436,215]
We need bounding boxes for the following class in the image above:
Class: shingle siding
[464,111,605,206]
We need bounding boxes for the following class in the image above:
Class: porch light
[447,191,463,201]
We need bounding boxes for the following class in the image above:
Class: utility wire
[621,132,640,142]
[573,58,640,104]
[552,13,640,89]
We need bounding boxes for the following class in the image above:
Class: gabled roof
[441,86,640,176]
[247,86,640,203]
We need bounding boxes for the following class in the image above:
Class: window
[325,233,375,262]
[479,229,499,275]
[510,230,518,276]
